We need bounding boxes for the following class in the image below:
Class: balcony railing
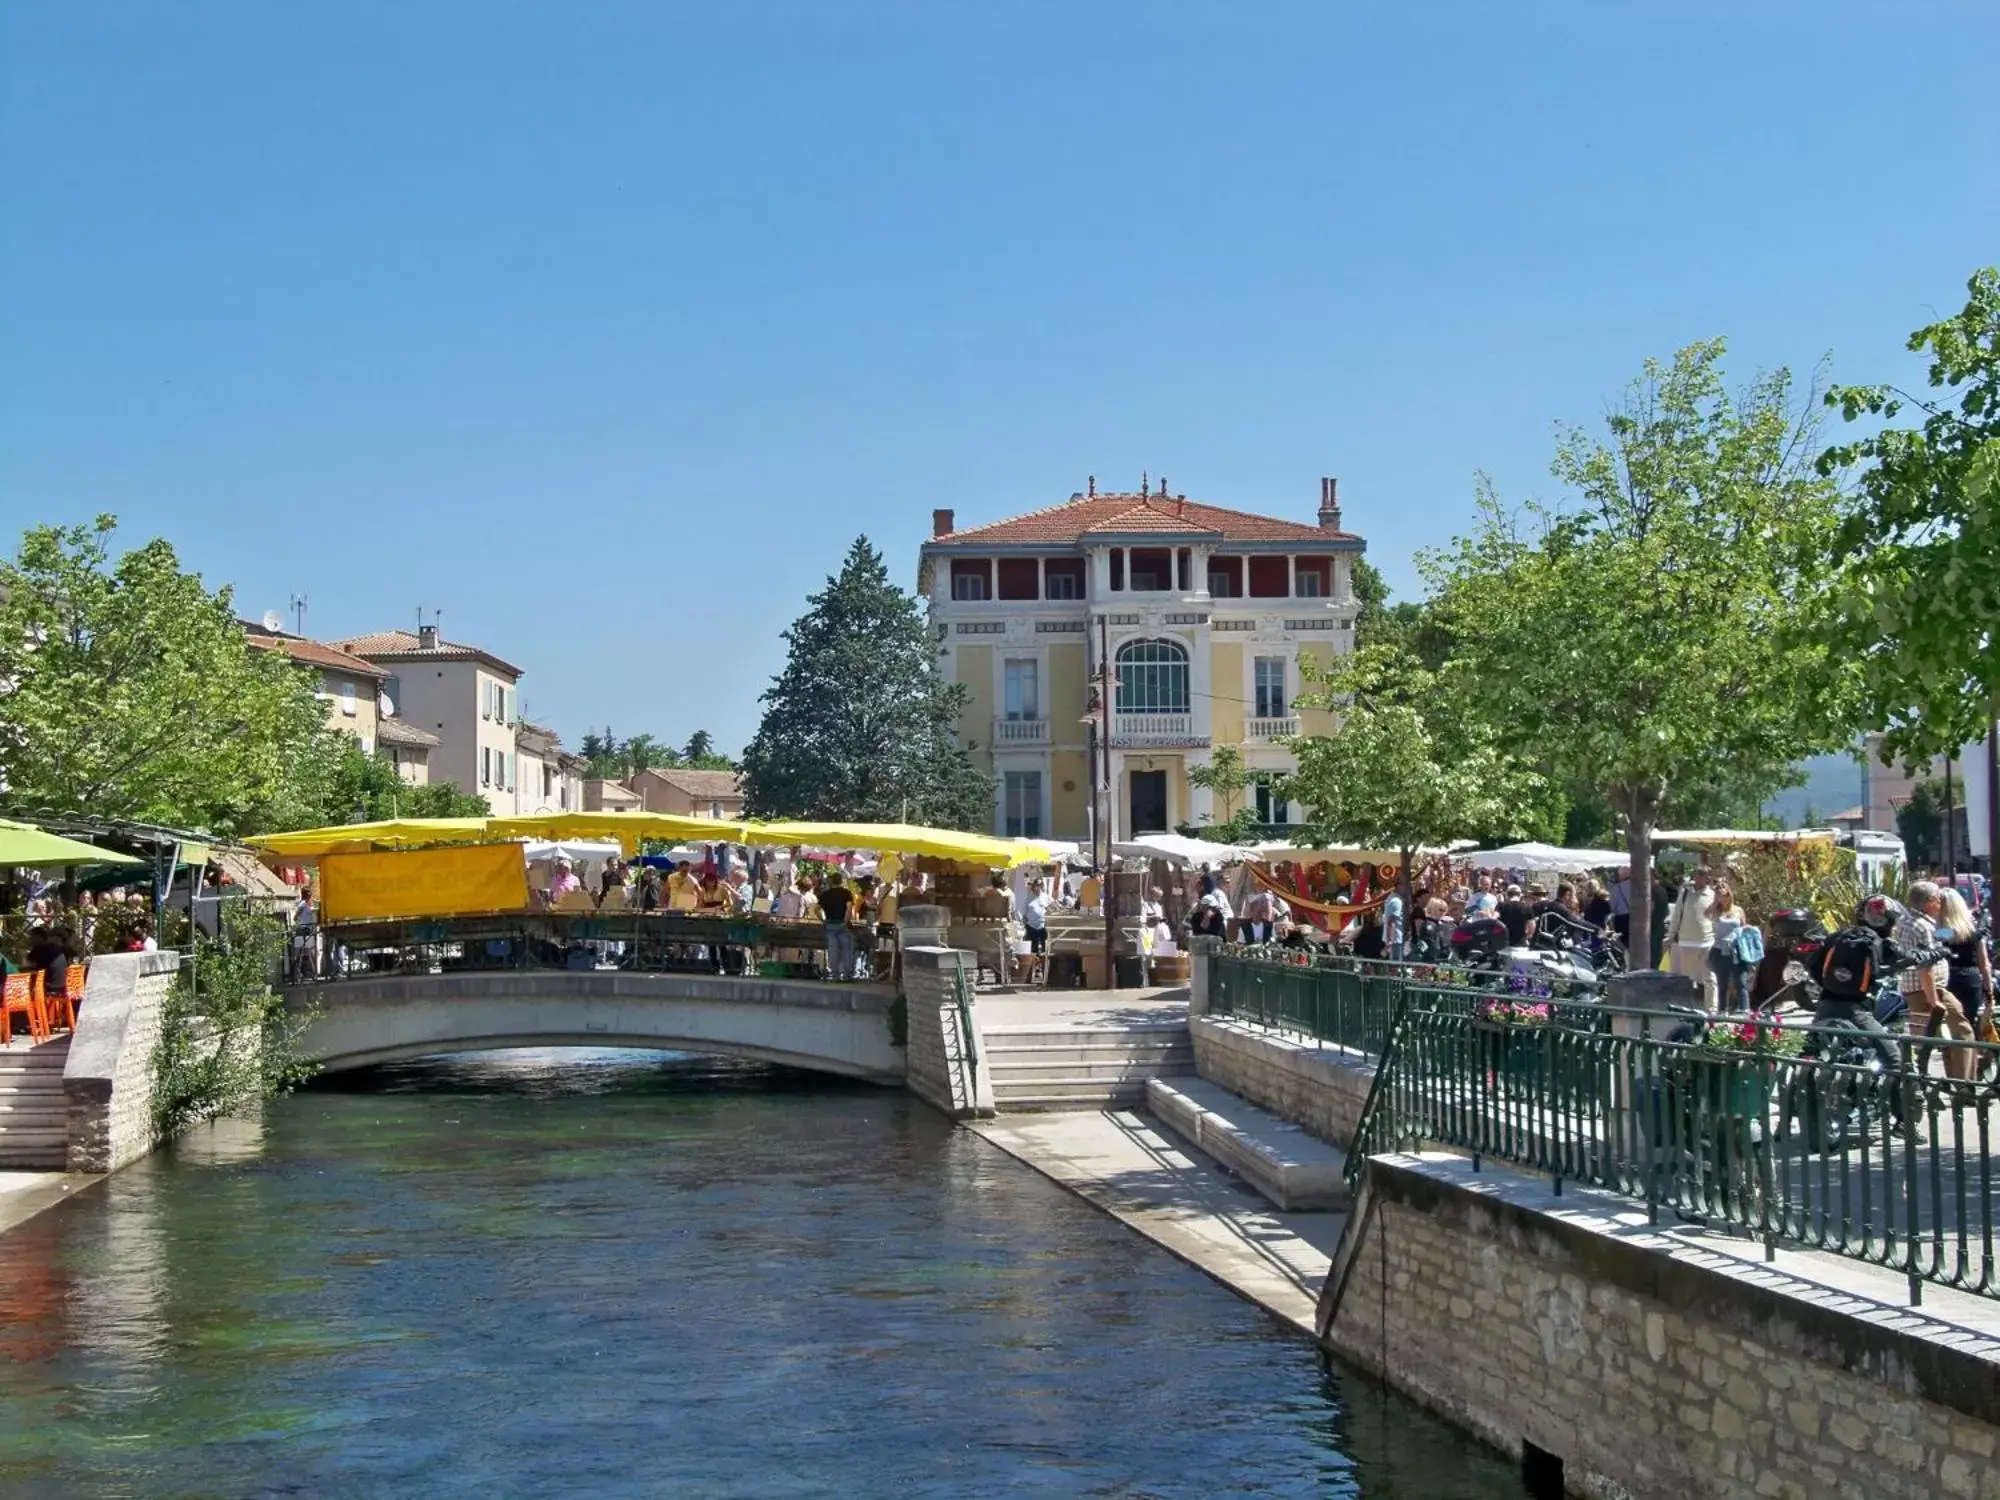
[1112,711,1201,745]
[1245,715,1299,740]
[992,716,1049,746]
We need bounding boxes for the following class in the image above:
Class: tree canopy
[0,517,331,834]
[579,727,733,781]
[1284,645,1545,890]
[740,537,990,827]
[1421,341,1857,964]
[1821,266,2000,762]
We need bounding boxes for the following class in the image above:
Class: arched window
[1115,639,1190,713]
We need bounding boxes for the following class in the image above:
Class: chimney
[1087,475,1096,497]
[1318,476,1342,531]
[418,623,440,651]
[932,508,955,538]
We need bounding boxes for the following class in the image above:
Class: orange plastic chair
[43,963,78,1032]
[1,973,51,1047]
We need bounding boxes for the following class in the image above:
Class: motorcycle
[1447,910,1602,995]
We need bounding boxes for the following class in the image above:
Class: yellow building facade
[920,478,1365,843]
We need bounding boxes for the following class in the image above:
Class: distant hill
[1762,751,1864,826]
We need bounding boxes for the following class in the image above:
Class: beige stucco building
[335,626,525,813]
[629,767,745,821]
[584,779,644,813]
[918,476,1364,841]
[244,621,386,753]
[514,722,588,815]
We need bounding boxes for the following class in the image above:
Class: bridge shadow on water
[306,1046,881,1101]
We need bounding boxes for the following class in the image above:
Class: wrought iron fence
[1210,951,2000,1303]
[1207,950,1405,1054]
[1360,988,2000,1304]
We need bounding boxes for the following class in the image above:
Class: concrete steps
[984,1024,1194,1112]
[1146,1076,1349,1211]
[0,1038,69,1169]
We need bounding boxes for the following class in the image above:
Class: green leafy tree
[620,733,673,776]
[1284,646,1544,894]
[579,729,623,780]
[1423,342,1857,966]
[1351,559,1451,667]
[1188,744,1260,843]
[238,726,492,833]
[678,729,735,771]
[741,537,991,827]
[0,517,330,834]
[1821,267,2000,762]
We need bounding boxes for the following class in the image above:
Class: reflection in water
[0,1048,1527,1498]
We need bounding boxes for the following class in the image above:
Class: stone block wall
[1191,1016,1375,1149]
[64,951,182,1173]
[900,947,993,1119]
[1323,1155,2000,1500]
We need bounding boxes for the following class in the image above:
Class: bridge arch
[287,970,905,1084]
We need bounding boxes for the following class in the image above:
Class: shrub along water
[151,906,318,1139]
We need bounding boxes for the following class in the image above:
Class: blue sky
[2,2,1994,755]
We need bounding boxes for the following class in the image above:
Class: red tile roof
[241,623,386,679]
[633,767,744,799]
[332,629,524,679]
[928,491,1358,547]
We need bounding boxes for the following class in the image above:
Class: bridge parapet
[288,967,904,1082]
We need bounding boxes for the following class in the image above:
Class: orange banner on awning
[319,843,528,922]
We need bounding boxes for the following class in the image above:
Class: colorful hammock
[1249,863,1391,924]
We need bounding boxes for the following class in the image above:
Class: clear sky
[2,1,1994,755]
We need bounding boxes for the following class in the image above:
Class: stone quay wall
[1189,1016,1375,1149]
[1322,1154,2000,1500]
[64,951,182,1173]
[900,947,993,1120]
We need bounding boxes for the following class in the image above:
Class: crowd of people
[520,850,934,984]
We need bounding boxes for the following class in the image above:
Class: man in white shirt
[1022,879,1051,984]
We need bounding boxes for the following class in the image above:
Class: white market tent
[522,839,624,890]
[1112,832,1260,867]
[1461,841,1626,874]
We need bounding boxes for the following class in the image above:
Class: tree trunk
[1625,799,1659,972]
[1399,847,1413,901]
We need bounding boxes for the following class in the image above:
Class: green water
[0,1049,1529,1497]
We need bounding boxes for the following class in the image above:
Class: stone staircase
[0,1037,70,1170]
[982,1021,1194,1111]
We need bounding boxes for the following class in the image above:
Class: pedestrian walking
[1706,880,1755,1013]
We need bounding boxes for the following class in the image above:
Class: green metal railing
[1206,950,1405,1054]
[1210,950,2000,1304]
[1361,989,2000,1304]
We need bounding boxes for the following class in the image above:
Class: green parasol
[0,818,145,869]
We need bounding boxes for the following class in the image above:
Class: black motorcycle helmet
[1767,908,1819,944]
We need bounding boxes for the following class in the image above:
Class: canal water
[0,1051,1529,1498]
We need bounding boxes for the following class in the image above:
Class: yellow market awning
[0,818,145,869]
[483,811,748,853]
[245,818,493,859]
[740,820,1055,868]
